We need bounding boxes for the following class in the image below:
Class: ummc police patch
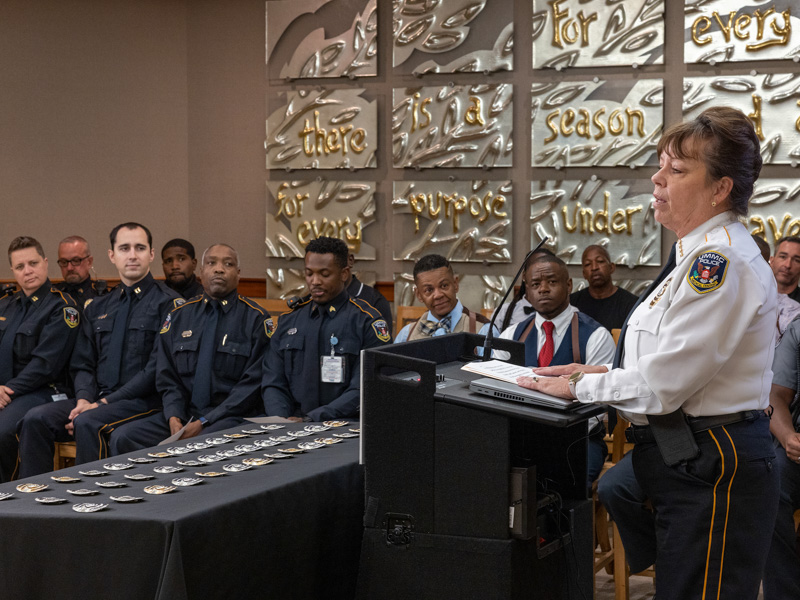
[687,251,729,294]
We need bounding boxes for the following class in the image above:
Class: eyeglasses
[57,256,90,268]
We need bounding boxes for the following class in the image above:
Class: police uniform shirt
[169,274,204,300]
[347,276,393,337]
[262,289,391,421]
[575,212,777,424]
[0,280,80,394]
[496,305,615,365]
[71,272,182,403]
[54,278,106,314]
[157,290,269,424]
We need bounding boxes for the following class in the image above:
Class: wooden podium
[357,333,604,600]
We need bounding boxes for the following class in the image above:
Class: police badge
[687,252,729,294]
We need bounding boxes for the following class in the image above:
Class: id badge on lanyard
[320,333,345,383]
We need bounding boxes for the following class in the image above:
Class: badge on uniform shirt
[182,330,192,338]
[372,319,390,342]
[160,313,172,334]
[287,328,297,336]
[63,307,80,328]
[687,251,729,294]
[264,318,275,338]
[321,356,345,383]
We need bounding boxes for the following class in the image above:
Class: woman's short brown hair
[657,106,762,217]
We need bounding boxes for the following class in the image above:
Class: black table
[0,424,363,600]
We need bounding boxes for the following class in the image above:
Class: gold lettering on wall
[464,97,485,126]
[299,111,368,157]
[748,94,765,141]
[549,0,598,49]
[408,191,507,233]
[750,213,800,242]
[411,93,432,133]
[543,106,645,144]
[275,183,308,219]
[691,6,791,50]
[297,218,363,253]
[561,193,642,236]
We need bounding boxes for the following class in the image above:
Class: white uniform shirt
[576,212,777,425]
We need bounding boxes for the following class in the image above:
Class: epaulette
[50,286,78,306]
[238,295,267,315]
[349,296,382,319]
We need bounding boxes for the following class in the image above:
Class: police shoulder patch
[371,319,391,342]
[160,313,172,334]
[174,298,186,307]
[264,317,275,338]
[687,251,729,294]
[63,307,80,328]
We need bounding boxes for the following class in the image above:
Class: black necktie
[192,301,220,411]
[608,243,677,432]
[104,288,131,389]
[0,298,28,383]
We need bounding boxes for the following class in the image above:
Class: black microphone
[482,236,549,361]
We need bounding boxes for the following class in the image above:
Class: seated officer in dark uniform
[262,236,391,422]
[0,236,80,481]
[108,243,270,452]
[54,235,107,311]
[394,254,489,343]
[162,238,203,299]
[17,222,182,475]
[346,252,393,337]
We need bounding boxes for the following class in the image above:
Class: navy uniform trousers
[626,415,777,600]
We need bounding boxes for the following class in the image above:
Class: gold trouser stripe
[96,409,160,461]
[702,427,738,600]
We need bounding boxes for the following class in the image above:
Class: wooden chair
[54,441,76,471]
[481,307,494,320]
[395,305,426,335]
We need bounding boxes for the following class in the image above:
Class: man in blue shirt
[395,254,488,343]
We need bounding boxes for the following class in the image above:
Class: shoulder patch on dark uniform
[264,317,275,338]
[160,312,172,334]
[687,251,729,294]
[372,319,391,342]
[63,307,80,328]
[173,298,186,307]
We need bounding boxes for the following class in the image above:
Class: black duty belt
[625,410,762,444]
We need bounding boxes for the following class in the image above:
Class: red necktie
[538,321,555,367]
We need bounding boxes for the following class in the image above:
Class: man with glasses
[54,236,107,311]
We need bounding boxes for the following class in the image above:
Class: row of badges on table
[5,422,358,512]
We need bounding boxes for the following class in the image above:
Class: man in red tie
[496,254,615,486]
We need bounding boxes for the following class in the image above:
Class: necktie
[191,301,219,411]
[608,243,677,432]
[538,321,555,367]
[0,298,28,383]
[419,314,452,337]
[104,288,130,389]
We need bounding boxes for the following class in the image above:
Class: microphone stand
[481,236,549,361]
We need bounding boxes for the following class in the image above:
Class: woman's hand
[517,374,573,399]
[531,363,608,377]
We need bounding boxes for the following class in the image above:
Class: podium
[357,333,604,600]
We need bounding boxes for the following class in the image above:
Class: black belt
[625,410,762,444]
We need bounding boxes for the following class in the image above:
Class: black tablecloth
[0,423,364,600]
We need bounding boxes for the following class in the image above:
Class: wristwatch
[568,372,584,398]
[199,417,210,427]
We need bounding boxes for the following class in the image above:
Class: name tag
[320,356,344,383]
[51,393,69,402]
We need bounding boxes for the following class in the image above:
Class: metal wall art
[685,0,800,64]
[266,179,376,260]
[683,73,800,165]
[746,178,800,247]
[393,84,513,168]
[531,78,663,167]
[532,0,665,69]
[394,272,510,313]
[266,0,377,79]
[530,178,661,267]
[393,0,513,74]
[391,180,511,262]
[266,88,377,170]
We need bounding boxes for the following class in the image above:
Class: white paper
[158,417,194,445]
[461,360,544,384]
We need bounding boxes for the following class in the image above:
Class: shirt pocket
[214,340,249,380]
[174,337,199,376]
[15,322,38,362]
[627,304,666,360]
[128,315,160,357]
[280,335,305,377]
